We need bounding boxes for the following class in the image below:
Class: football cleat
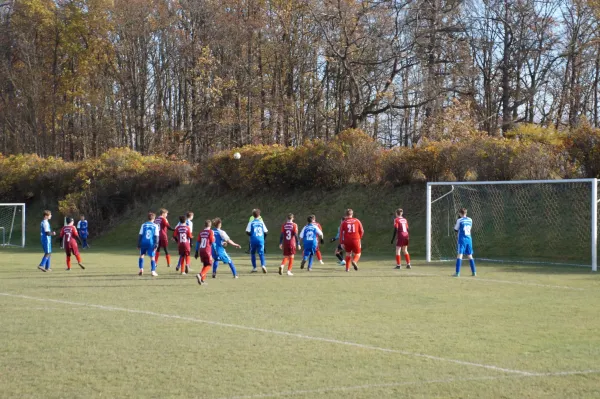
[287,270,294,276]
[340,260,346,266]
[472,272,477,277]
[151,271,158,277]
[181,272,186,275]
[300,260,306,269]
[453,273,460,277]
[261,266,267,274]
[38,266,46,272]
[138,269,143,276]
[279,265,284,275]
[185,266,189,274]
[212,273,216,279]
[251,269,258,273]
[65,268,71,271]
[46,268,52,272]
[175,266,180,272]
[406,264,412,269]
[196,274,202,285]
[78,263,85,270]
[395,265,401,269]
[319,260,324,265]
[352,261,358,271]
[233,275,239,279]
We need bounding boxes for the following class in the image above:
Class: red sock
[201,265,211,280]
[288,258,294,271]
[404,253,411,264]
[316,249,322,261]
[186,256,191,267]
[76,254,82,263]
[353,254,360,263]
[66,257,71,269]
[396,255,401,266]
[166,254,171,266]
[345,256,351,271]
[155,252,160,263]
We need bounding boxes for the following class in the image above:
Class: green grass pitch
[1,248,600,398]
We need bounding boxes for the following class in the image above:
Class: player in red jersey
[340,209,364,272]
[194,219,215,285]
[279,213,301,276]
[173,215,193,275]
[311,215,325,265]
[154,208,175,268]
[391,208,411,269]
[59,217,85,271]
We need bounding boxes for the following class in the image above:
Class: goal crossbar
[426,179,598,271]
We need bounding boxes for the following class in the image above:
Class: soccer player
[138,212,160,276]
[329,217,346,266]
[38,210,56,272]
[195,220,216,285]
[246,209,263,254]
[454,208,476,277]
[59,217,85,270]
[173,216,193,275]
[246,209,268,273]
[211,218,241,279]
[391,208,411,269]
[154,208,175,268]
[77,215,90,249]
[340,209,364,272]
[279,213,301,276]
[311,215,325,265]
[175,211,194,271]
[300,215,323,271]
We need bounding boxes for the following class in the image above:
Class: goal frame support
[426,179,598,272]
[0,203,26,248]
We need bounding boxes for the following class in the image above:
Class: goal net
[426,179,598,271]
[0,204,26,248]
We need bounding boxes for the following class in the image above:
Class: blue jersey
[454,217,473,245]
[139,221,159,248]
[214,229,231,249]
[77,220,89,237]
[40,219,51,238]
[246,219,268,244]
[299,224,323,250]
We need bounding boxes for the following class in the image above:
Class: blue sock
[213,260,219,274]
[138,257,144,269]
[45,256,51,270]
[470,259,476,274]
[455,259,461,274]
[251,254,257,269]
[82,239,88,248]
[39,255,46,267]
[229,262,237,276]
[308,254,314,269]
[151,260,156,272]
[259,253,266,267]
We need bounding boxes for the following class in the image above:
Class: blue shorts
[250,242,264,256]
[457,241,473,256]
[215,248,231,264]
[140,247,156,258]
[303,246,316,258]
[41,238,52,254]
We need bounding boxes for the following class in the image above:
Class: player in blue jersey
[454,208,476,277]
[299,215,324,271]
[329,217,346,266]
[246,209,268,273]
[77,215,90,249]
[38,210,56,272]
[211,218,242,279]
[138,212,160,277]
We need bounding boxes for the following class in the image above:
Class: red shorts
[343,241,361,255]
[178,245,191,257]
[200,251,213,266]
[283,245,297,257]
[158,234,169,249]
[397,235,409,247]
[65,244,80,257]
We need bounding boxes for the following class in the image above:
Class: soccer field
[1,250,600,398]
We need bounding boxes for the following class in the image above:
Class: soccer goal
[0,204,26,248]
[426,179,598,271]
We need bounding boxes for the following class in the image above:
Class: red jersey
[154,216,170,237]
[197,228,215,255]
[174,225,193,250]
[281,222,299,247]
[340,217,364,245]
[60,225,79,249]
[394,217,409,237]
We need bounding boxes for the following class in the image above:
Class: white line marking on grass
[1,292,533,376]
[463,277,585,291]
[218,370,600,399]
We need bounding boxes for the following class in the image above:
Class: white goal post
[426,179,598,271]
[0,203,26,248]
